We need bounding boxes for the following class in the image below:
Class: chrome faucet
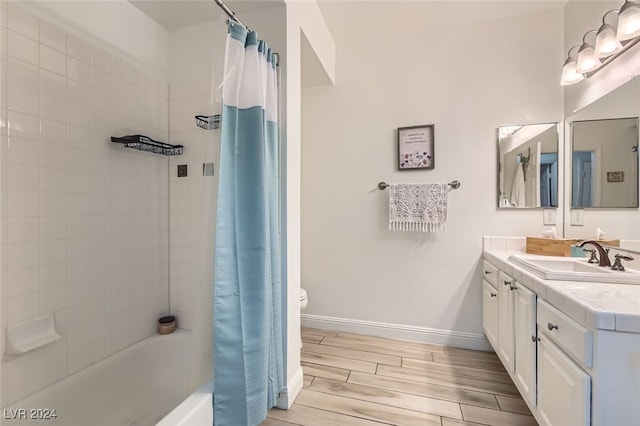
[577,240,611,267]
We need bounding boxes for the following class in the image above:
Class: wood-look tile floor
[262,328,538,426]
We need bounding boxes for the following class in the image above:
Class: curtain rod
[215,0,249,30]
[214,0,280,66]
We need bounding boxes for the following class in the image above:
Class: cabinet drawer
[482,260,498,287]
[538,299,593,367]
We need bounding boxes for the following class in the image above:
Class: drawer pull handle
[503,280,511,286]
[484,270,491,275]
[547,322,559,331]
[509,285,517,291]
[531,335,540,342]
[490,292,497,298]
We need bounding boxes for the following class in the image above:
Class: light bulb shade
[576,42,601,72]
[560,57,585,86]
[617,1,640,41]
[595,23,623,57]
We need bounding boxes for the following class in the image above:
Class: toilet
[300,288,308,311]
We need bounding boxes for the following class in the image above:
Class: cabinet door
[482,280,499,350]
[514,284,537,407]
[538,335,591,426]
[497,271,515,373]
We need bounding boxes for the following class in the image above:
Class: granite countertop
[483,250,640,334]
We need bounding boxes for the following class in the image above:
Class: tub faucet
[577,240,611,267]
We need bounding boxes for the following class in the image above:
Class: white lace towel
[389,183,448,232]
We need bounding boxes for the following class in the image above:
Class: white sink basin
[508,254,640,285]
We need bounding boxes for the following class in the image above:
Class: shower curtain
[213,21,283,426]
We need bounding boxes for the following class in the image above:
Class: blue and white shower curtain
[213,21,283,426]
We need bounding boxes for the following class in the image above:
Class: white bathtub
[156,380,213,425]
[3,330,193,426]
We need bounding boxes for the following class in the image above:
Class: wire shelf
[110,135,183,156]
[195,115,220,130]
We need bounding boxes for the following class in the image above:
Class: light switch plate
[177,164,187,177]
[543,209,556,226]
[571,209,585,226]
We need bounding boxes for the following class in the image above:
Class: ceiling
[128,0,280,31]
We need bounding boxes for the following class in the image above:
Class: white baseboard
[276,366,303,409]
[301,314,492,352]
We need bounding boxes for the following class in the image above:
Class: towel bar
[378,180,460,190]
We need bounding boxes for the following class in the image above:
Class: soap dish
[6,313,61,354]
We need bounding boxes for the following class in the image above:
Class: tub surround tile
[7,4,39,40]
[39,20,66,53]
[8,30,39,66]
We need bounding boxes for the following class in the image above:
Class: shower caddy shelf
[195,114,220,130]
[110,135,183,156]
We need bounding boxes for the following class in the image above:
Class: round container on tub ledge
[158,315,176,335]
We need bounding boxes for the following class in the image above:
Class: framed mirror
[571,117,639,208]
[497,123,559,208]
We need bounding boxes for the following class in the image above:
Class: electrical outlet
[543,209,556,226]
[571,209,585,226]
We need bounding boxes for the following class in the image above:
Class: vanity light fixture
[617,0,640,41]
[560,45,585,86]
[595,10,624,57]
[561,0,640,85]
[576,30,601,73]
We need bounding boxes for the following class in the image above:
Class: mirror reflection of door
[540,153,558,207]
[573,152,593,207]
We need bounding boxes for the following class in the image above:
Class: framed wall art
[398,124,434,170]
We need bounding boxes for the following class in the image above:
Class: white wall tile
[67,214,90,238]
[39,285,66,314]
[40,167,66,192]
[91,336,112,363]
[39,192,66,216]
[39,262,66,290]
[39,20,66,53]
[8,190,39,217]
[67,147,90,172]
[67,281,90,306]
[40,216,67,241]
[111,328,130,353]
[8,216,39,244]
[67,34,91,64]
[8,163,39,191]
[7,292,39,324]
[8,136,38,166]
[67,193,91,216]
[8,242,39,270]
[39,118,66,145]
[67,170,91,193]
[39,93,65,122]
[67,80,90,107]
[67,56,90,85]
[7,31,38,66]
[67,302,91,330]
[7,4,39,40]
[40,69,66,99]
[40,45,65,76]
[68,344,91,374]
[8,83,39,115]
[40,142,66,169]
[67,238,90,261]
[91,47,111,72]
[40,239,66,266]
[66,101,90,127]
[7,57,38,88]
[8,110,39,140]
[7,266,39,298]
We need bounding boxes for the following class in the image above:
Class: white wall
[300,1,563,348]
[0,2,169,406]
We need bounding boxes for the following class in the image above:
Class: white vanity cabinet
[482,261,499,350]
[497,271,516,372]
[482,253,640,426]
[513,283,536,407]
[537,300,591,426]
